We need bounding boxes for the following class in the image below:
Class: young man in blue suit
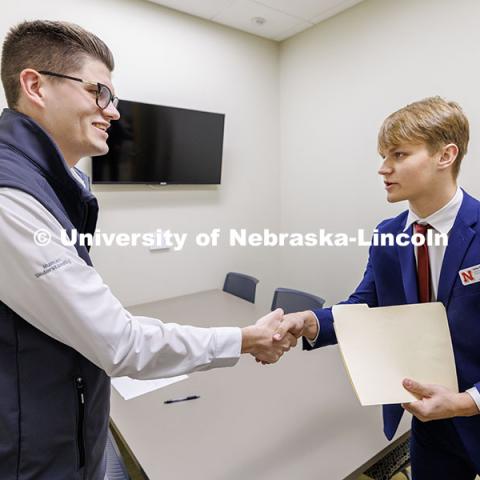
[275,97,480,478]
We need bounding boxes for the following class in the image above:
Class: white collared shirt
[403,187,463,301]
[70,167,86,188]
[0,185,241,379]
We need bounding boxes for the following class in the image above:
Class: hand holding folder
[332,302,458,406]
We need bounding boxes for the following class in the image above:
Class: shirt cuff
[466,387,480,413]
[210,327,242,368]
[305,311,320,347]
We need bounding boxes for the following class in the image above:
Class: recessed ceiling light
[251,16,266,26]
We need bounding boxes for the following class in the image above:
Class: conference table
[110,289,410,480]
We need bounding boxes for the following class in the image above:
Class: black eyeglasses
[38,70,119,110]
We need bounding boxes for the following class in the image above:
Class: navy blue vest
[0,108,110,480]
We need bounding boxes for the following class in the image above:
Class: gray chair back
[271,287,325,313]
[223,272,259,303]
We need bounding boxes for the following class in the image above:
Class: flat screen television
[92,99,225,184]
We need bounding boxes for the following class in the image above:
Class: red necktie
[414,222,431,303]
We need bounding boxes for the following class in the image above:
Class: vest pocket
[75,376,86,469]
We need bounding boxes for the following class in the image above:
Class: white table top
[110,289,410,480]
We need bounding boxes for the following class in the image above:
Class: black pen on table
[164,395,200,404]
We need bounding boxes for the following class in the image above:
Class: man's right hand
[241,309,297,364]
[272,310,319,343]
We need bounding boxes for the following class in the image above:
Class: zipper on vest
[75,376,86,469]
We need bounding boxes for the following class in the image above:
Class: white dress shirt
[310,187,480,411]
[404,187,463,301]
[70,167,87,188]
[0,184,241,380]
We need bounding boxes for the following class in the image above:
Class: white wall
[2,0,478,346]
[279,0,480,304]
[0,0,282,311]
[4,0,479,476]
[4,0,478,314]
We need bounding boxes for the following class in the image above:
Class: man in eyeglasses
[0,20,295,480]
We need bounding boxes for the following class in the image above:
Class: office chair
[271,287,325,313]
[223,272,259,303]
[363,436,411,480]
[105,428,131,480]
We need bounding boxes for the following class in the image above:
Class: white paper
[111,375,188,400]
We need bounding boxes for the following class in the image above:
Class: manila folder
[332,302,458,406]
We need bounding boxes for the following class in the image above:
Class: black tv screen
[92,99,225,184]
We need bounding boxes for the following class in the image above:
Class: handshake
[240,309,319,364]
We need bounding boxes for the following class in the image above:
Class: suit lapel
[437,192,478,307]
[396,223,419,304]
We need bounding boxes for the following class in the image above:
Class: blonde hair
[378,96,469,178]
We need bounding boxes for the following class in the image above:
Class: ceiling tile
[144,0,365,41]
[147,0,235,20]
[213,0,300,39]
[253,0,361,22]
[310,0,364,23]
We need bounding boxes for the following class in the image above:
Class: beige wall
[0,0,282,311]
[278,0,480,305]
[6,0,480,475]
[2,0,480,324]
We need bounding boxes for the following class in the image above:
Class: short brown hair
[1,20,114,108]
[378,96,469,178]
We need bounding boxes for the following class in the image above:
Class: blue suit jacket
[306,190,480,469]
